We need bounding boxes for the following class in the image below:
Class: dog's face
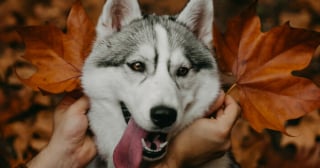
[82,0,219,164]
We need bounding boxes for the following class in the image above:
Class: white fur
[154,24,170,63]
[82,0,230,167]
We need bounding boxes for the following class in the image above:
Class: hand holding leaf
[214,3,320,132]
[16,1,320,133]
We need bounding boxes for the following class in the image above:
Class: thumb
[56,90,84,112]
[205,90,225,117]
[215,95,241,131]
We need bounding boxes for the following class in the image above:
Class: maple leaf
[214,3,320,132]
[16,1,95,94]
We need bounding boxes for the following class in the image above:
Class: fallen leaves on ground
[214,2,320,133]
[2,0,320,167]
[16,1,95,94]
[232,110,320,168]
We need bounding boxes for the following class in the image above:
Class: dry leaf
[16,1,95,94]
[281,110,320,149]
[214,2,320,132]
[231,119,270,167]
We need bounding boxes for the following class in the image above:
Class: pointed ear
[96,0,141,39]
[177,0,214,47]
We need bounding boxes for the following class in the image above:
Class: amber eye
[176,67,190,77]
[128,62,145,72]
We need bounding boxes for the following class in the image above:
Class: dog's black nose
[150,106,177,128]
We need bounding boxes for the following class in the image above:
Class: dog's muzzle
[120,102,170,161]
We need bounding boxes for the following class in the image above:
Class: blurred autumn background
[1,0,320,167]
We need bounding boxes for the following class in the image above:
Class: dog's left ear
[177,0,214,48]
[96,0,142,40]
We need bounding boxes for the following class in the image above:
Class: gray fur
[82,0,232,167]
[94,15,215,71]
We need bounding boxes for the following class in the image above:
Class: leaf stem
[226,83,237,95]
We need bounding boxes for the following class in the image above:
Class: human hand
[27,93,96,168]
[150,91,240,168]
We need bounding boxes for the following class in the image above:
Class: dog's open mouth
[117,102,169,163]
[141,132,168,161]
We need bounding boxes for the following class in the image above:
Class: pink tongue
[113,119,147,168]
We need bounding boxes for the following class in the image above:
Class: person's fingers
[74,135,97,167]
[54,95,77,125]
[173,119,232,167]
[202,95,240,142]
[56,95,77,113]
[54,95,88,125]
[205,90,225,117]
[83,136,97,158]
[55,91,84,112]
[215,108,224,119]
[216,95,240,128]
[68,96,90,115]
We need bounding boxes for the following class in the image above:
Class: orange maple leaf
[214,3,320,132]
[16,1,95,94]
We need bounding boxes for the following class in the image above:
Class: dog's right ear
[96,0,141,39]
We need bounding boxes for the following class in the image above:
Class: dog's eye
[128,62,145,72]
[176,67,190,77]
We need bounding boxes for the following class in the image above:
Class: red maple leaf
[214,3,320,132]
[16,1,95,94]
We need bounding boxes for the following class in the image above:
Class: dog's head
[82,0,219,165]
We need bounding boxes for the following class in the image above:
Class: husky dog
[82,0,231,167]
